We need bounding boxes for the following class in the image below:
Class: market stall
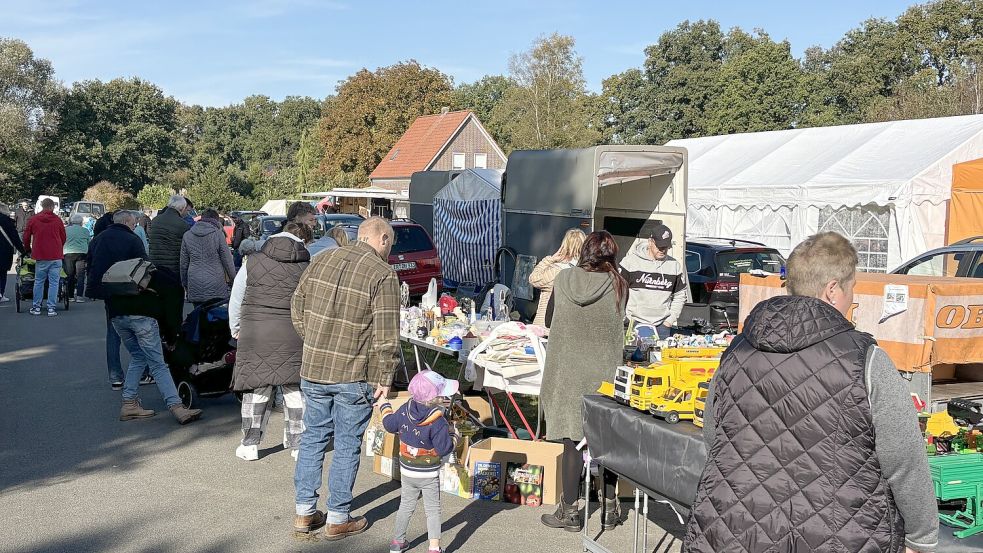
[433,168,503,288]
[738,272,983,409]
[583,394,983,552]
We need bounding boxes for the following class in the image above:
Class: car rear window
[262,219,284,233]
[76,203,92,214]
[392,226,433,255]
[715,251,785,280]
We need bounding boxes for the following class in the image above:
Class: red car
[390,221,443,295]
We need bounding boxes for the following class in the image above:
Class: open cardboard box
[372,431,400,481]
[465,438,564,505]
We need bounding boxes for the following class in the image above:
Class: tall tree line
[1,0,981,208]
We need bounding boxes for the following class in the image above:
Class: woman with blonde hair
[329,225,350,247]
[529,228,585,327]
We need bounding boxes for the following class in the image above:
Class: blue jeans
[657,324,671,340]
[106,309,124,383]
[32,259,61,310]
[112,315,180,407]
[295,380,375,523]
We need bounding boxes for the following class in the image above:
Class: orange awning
[947,158,983,244]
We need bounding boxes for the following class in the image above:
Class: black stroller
[165,298,237,408]
[15,256,69,313]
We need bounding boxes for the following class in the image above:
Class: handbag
[102,258,156,296]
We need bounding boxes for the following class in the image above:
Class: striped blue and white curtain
[433,198,500,286]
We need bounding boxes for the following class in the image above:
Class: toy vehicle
[597,381,615,398]
[650,382,701,424]
[613,366,634,404]
[693,381,710,428]
[629,359,719,412]
[662,347,727,360]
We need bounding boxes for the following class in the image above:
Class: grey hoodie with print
[619,242,687,326]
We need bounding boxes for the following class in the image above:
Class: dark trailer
[500,145,688,321]
[408,170,458,237]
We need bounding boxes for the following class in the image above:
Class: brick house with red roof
[369,108,507,193]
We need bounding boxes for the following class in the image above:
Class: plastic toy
[693,381,710,428]
[929,453,983,538]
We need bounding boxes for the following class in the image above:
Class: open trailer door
[502,146,687,321]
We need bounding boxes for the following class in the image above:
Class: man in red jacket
[23,198,67,316]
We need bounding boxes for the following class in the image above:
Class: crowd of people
[0,192,938,553]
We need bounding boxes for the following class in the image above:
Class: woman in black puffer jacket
[229,222,311,461]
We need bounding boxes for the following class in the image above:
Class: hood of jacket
[406,400,444,425]
[32,211,62,225]
[555,266,614,307]
[743,295,855,354]
[625,241,676,272]
[261,234,311,264]
[189,218,222,238]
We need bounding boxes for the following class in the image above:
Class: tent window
[818,206,890,273]
[732,208,792,254]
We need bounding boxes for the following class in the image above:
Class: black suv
[685,238,787,330]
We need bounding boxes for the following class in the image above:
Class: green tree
[0,38,63,199]
[643,20,726,141]
[316,61,453,180]
[136,183,174,210]
[295,126,330,193]
[452,75,517,149]
[490,33,600,150]
[704,30,808,134]
[596,68,656,144]
[37,78,183,200]
[186,162,246,212]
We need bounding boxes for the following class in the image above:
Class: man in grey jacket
[619,224,687,339]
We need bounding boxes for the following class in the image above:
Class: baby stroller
[165,298,237,408]
[15,257,69,313]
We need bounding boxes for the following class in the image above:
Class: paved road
[0,275,684,553]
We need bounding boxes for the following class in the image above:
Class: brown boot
[323,516,368,541]
[293,510,326,534]
[169,404,202,425]
[120,399,155,421]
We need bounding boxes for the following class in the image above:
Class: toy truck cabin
[613,366,634,404]
[629,363,673,411]
[693,381,710,428]
[650,382,700,424]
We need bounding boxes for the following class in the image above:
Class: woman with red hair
[539,230,627,533]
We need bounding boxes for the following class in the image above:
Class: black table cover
[582,394,983,552]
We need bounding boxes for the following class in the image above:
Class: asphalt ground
[0,273,685,553]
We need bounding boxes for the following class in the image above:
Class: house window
[452,152,466,170]
[474,153,487,169]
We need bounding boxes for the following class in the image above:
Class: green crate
[929,453,983,539]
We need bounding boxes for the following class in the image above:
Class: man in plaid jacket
[290,216,400,541]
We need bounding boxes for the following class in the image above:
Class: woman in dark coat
[230,222,312,461]
[0,204,27,302]
[540,231,627,532]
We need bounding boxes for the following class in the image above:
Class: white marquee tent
[667,114,983,271]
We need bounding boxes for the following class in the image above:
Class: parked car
[891,237,983,278]
[335,221,442,295]
[685,237,787,329]
[70,201,106,226]
[316,213,364,234]
[251,215,287,241]
[229,210,267,224]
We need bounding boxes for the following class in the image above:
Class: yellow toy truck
[693,381,710,428]
[650,381,701,424]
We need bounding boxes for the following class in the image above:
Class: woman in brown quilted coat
[230,222,312,461]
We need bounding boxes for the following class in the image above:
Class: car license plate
[393,262,417,271]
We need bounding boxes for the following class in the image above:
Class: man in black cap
[619,223,687,339]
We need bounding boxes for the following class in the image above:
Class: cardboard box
[372,432,400,481]
[465,438,564,505]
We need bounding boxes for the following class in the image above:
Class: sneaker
[291,449,299,461]
[0,296,10,303]
[47,309,57,317]
[75,297,85,303]
[111,381,124,391]
[139,375,155,386]
[389,540,410,553]
[427,549,443,553]
[236,444,259,461]
[29,307,41,316]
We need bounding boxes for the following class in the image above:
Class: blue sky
[2,0,916,107]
